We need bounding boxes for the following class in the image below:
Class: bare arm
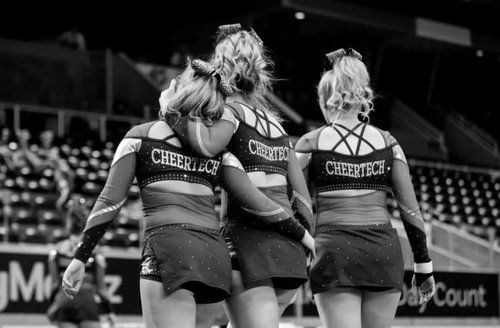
[95,254,114,315]
[287,149,314,233]
[48,250,60,292]
[165,107,237,157]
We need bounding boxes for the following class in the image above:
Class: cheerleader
[294,48,436,328]
[164,24,314,328]
[47,196,114,328]
[62,59,314,328]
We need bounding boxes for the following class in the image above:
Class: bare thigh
[275,288,299,316]
[196,302,227,328]
[361,289,401,328]
[315,287,362,328]
[140,279,196,328]
[224,270,280,328]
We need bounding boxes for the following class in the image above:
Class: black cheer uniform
[72,121,308,303]
[296,122,432,294]
[165,101,315,291]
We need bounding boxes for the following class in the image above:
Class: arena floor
[1,314,499,328]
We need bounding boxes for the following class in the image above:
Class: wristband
[414,261,433,274]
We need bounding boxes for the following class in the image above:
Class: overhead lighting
[476,49,484,57]
[294,12,306,20]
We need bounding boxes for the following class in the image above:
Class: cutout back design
[329,123,377,156]
[232,101,286,138]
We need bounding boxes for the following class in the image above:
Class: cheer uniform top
[72,120,308,302]
[296,122,431,293]
[166,102,314,289]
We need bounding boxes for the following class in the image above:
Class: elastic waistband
[316,223,393,233]
[144,223,220,239]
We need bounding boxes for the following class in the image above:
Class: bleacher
[2,133,500,252]
[0,138,142,247]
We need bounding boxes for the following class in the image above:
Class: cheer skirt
[310,223,404,294]
[223,221,308,290]
[139,223,232,304]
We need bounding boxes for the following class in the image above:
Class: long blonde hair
[162,61,227,126]
[318,51,374,123]
[211,27,277,117]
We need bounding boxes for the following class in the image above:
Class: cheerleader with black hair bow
[62,59,314,328]
[163,24,315,328]
[295,48,436,328]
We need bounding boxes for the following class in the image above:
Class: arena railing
[390,99,448,161]
[448,111,499,154]
[431,221,500,269]
[0,102,146,142]
[0,38,158,118]
[444,111,500,168]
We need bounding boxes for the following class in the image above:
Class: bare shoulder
[362,124,389,149]
[295,127,325,152]
[148,120,175,139]
[125,121,158,138]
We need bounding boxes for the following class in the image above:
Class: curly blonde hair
[163,64,225,126]
[318,55,374,123]
[211,30,278,117]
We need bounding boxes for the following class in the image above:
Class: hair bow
[191,59,233,97]
[216,23,263,46]
[324,48,363,70]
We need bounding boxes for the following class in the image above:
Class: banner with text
[1,248,498,318]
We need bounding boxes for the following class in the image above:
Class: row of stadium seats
[1,140,500,246]
[0,139,141,247]
[400,163,500,240]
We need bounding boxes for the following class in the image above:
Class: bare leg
[361,289,401,328]
[224,270,280,328]
[275,288,298,316]
[315,287,362,328]
[140,279,196,328]
[196,302,227,328]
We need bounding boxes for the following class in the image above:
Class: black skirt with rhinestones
[309,223,404,294]
[140,224,232,304]
[224,220,308,290]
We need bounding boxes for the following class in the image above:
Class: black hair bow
[190,59,233,97]
[216,23,263,46]
[324,48,363,70]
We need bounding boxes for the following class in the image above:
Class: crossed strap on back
[227,101,284,138]
[330,122,376,156]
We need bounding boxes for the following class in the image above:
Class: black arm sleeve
[221,160,305,242]
[74,139,137,263]
[392,146,431,264]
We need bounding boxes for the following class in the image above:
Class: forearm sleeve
[221,154,305,241]
[74,140,138,263]
[288,150,314,233]
[392,152,431,264]
[165,108,237,157]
